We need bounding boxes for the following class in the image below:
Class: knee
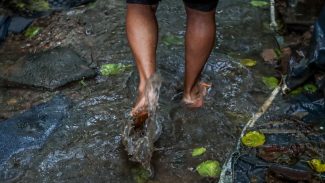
[127,3,158,13]
[185,7,215,21]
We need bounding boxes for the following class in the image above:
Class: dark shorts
[126,0,218,12]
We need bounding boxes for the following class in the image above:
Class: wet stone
[217,1,277,55]
[0,0,270,182]
[0,95,71,181]
[0,47,96,90]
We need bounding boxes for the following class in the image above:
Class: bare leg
[126,4,158,117]
[182,7,216,107]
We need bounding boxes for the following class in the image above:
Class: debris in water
[241,131,265,147]
[196,160,221,178]
[192,147,207,157]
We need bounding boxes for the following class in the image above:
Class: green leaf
[240,59,257,67]
[250,1,269,7]
[241,131,265,147]
[303,84,317,93]
[24,26,41,38]
[196,160,221,178]
[100,63,132,76]
[192,147,206,157]
[308,159,325,173]
[161,34,183,46]
[262,76,279,89]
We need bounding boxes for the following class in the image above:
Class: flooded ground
[0,0,323,182]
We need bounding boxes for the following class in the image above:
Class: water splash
[122,73,162,175]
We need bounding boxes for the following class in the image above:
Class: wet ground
[1,0,323,182]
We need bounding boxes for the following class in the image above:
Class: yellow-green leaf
[262,76,279,89]
[192,147,206,157]
[250,1,269,7]
[240,59,257,67]
[196,160,221,178]
[308,159,325,173]
[303,84,317,93]
[241,131,265,147]
[100,63,132,76]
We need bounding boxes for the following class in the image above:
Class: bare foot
[131,93,149,127]
[182,82,211,108]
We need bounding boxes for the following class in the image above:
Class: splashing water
[122,73,162,175]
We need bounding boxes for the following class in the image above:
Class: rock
[0,47,96,90]
[0,95,71,168]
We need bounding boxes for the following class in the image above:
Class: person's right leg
[182,4,216,107]
[126,3,158,118]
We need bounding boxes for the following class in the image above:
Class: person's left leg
[126,3,158,121]
[182,4,216,107]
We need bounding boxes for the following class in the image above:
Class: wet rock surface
[0,53,257,182]
[0,0,299,182]
[0,47,96,90]
[0,95,71,181]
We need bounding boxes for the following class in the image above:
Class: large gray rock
[0,95,71,171]
[0,47,96,90]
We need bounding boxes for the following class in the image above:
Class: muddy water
[0,0,277,182]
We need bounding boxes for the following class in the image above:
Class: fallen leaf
[196,160,221,178]
[303,84,317,93]
[308,159,325,173]
[261,49,278,64]
[262,76,279,89]
[192,147,207,157]
[240,59,257,67]
[24,26,41,38]
[100,63,132,76]
[241,131,265,147]
[250,0,269,7]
